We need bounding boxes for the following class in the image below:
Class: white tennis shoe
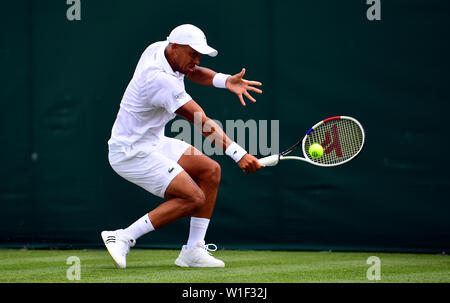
[174,240,225,268]
[101,229,135,269]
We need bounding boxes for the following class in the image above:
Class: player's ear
[172,43,181,51]
[168,43,177,53]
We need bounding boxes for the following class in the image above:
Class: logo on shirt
[168,167,175,173]
[174,92,185,100]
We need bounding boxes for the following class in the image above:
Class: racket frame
[259,116,365,167]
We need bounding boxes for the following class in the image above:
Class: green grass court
[0,249,448,283]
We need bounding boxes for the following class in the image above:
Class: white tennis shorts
[108,136,191,198]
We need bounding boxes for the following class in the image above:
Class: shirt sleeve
[149,73,192,113]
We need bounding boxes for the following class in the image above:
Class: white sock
[123,213,155,240]
[187,217,210,249]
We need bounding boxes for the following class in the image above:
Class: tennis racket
[258,116,365,167]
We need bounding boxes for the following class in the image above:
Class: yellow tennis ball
[309,143,324,158]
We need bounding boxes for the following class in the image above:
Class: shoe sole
[101,231,126,269]
[174,257,189,267]
[174,256,225,268]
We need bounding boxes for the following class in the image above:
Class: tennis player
[102,24,263,268]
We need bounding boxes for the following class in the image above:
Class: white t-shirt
[108,41,192,154]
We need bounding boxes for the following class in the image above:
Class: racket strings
[305,119,363,165]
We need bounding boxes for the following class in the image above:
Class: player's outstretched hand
[226,68,262,106]
[238,154,262,173]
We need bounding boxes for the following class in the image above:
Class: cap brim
[190,44,218,57]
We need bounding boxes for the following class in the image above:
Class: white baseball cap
[167,24,218,57]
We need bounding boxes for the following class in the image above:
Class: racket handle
[258,155,279,167]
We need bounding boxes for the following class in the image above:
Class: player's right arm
[175,100,261,173]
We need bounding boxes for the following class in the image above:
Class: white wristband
[213,73,231,89]
[225,142,247,163]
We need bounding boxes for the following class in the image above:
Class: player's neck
[164,45,179,73]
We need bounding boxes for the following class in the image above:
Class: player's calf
[180,189,206,216]
[200,161,221,187]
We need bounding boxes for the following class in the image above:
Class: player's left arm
[186,67,263,106]
[185,66,216,86]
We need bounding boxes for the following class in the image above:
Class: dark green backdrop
[1,0,449,252]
